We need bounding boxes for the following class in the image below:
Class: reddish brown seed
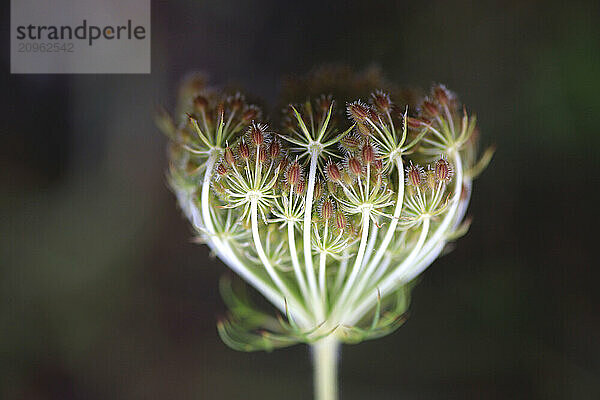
[372,91,392,113]
[216,163,228,176]
[269,140,280,158]
[193,95,208,111]
[321,199,334,220]
[423,101,439,116]
[362,143,374,164]
[334,211,346,231]
[407,117,426,128]
[238,141,250,160]
[341,133,362,149]
[287,162,301,186]
[258,146,267,163]
[356,121,372,137]
[372,159,383,170]
[326,162,341,182]
[242,106,258,122]
[406,163,423,187]
[435,158,453,183]
[434,85,450,105]
[278,157,289,172]
[347,101,371,122]
[348,157,363,176]
[224,147,236,166]
[250,123,264,146]
[295,179,306,194]
[314,180,324,200]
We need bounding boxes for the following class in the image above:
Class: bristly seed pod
[216,163,228,176]
[362,142,374,164]
[434,84,451,105]
[238,140,250,160]
[258,146,267,163]
[314,179,324,200]
[269,140,281,158]
[278,157,289,173]
[348,157,363,176]
[325,161,342,182]
[406,163,424,187]
[407,117,429,129]
[224,146,236,166]
[434,158,453,183]
[295,179,306,194]
[250,122,265,146]
[371,90,392,113]
[422,101,439,117]
[347,101,371,122]
[340,132,363,151]
[334,210,346,231]
[287,161,301,186]
[321,198,334,220]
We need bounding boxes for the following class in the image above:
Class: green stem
[312,336,340,400]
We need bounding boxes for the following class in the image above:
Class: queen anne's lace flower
[158,72,493,400]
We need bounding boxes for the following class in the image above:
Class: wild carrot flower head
[157,72,493,351]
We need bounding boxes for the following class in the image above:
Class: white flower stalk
[158,74,493,400]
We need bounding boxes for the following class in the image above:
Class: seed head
[258,146,268,163]
[287,161,302,186]
[371,90,392,113]
[216,163,228,176]
[325,161,342,182]
[295,179,306,194]
[348,157,363,176]
[269,140,281,158]
[347,101,371,122]
[406,163,424,187]
[434,84,451,105]
[314,179,324,200]
[224,146,236,166]
[334,210,347,231]
[238,140,250,160]
[422,101,439,117]
[340,132,363,153]
[361,142,375,164]
[321,198,334,220]
[434,158,453,183]
[250,122,266,146]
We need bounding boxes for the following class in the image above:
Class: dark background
[2,0,599,399]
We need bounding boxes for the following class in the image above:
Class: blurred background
[2,0,599,398]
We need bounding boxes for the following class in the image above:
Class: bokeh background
[2,0,599,399]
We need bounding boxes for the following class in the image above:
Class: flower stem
[312,336,340,400]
